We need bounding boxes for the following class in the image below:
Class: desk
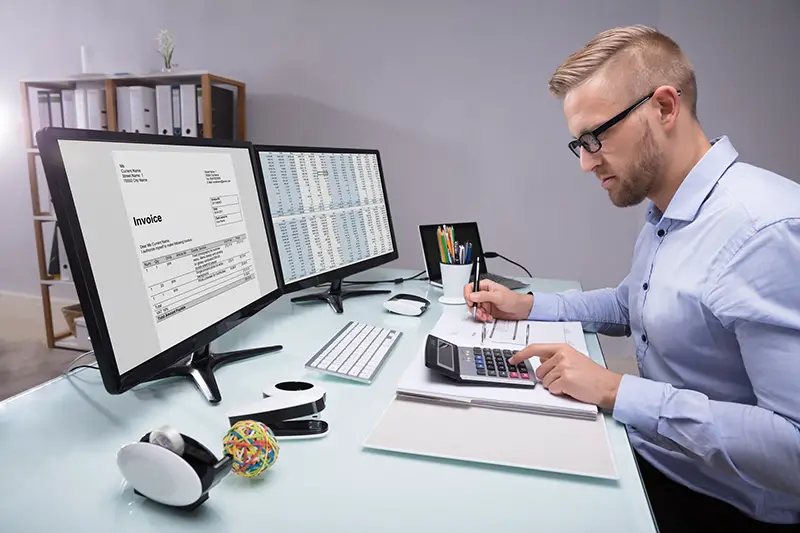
[0,268,656,532]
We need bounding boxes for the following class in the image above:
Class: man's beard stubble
[608,124,664,208]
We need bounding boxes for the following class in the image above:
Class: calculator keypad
[470,347,531,380]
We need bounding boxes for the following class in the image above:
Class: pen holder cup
[439,262,473,305]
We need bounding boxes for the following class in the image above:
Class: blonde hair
[549,25,697,118]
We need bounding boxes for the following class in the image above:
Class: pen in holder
[436,225,472,266]
[439,261,472,305]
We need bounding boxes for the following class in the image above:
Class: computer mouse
[384,293,430,316]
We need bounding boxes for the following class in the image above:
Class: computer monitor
[37,127,283,404]
[254,145,399,313]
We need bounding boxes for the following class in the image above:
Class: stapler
[226,380,329,440]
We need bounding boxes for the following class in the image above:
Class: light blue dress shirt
[530,136,800,524]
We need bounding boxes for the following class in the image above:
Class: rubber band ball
[222,420,279,478]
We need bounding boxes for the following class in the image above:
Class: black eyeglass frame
[568,89,681,158]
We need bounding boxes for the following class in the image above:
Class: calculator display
[437,342,455,371]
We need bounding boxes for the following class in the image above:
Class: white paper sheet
[431,308,589,354]
[396,308,598,419]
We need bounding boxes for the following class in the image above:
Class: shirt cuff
[612,374,667,436]
[527,292,560,321]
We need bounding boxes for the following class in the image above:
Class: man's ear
[653,85,680,131]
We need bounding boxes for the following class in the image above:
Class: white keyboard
[305,321,402,383]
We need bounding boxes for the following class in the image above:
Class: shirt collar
[646,136,739,225]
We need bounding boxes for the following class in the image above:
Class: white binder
[155,85,173,135]
[116,86,131,132]
[36,91,51,130]
[29,90,49,145]
[86,88,106,130]
[129,86,156,134]
[364,311,616,479]
[62,90,78,128]
[363,396,618,480]
[171,86,181,135]
[179,84,197,137]
[74,89,89,129]
[48,92,63,127]
[56,226,71,281]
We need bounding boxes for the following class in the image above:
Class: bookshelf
[20,71,246,350]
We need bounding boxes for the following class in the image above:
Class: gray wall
[658,0,799,181]
[0,1,797,314]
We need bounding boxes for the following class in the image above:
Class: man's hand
[509,343,622,410]
[464,279,533,322]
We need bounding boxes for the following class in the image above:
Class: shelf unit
[20,71,247,349]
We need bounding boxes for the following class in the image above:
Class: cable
[483,252,532,278]
[341,270,428,285]
[63,349,97,375]
[68,364,99,373]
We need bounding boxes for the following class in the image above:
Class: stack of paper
[396,310,598,420]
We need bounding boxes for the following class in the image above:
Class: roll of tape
[148,425,185,455]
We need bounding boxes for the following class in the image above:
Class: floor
[0,293,93,401]
[0,292,638,403]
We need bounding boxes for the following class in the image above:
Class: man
[465,25,800,532]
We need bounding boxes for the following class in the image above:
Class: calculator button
[521,373,530,380]
[488,370,497,377]
[509,372,519,378]
[503,350,512,356]
[499,371,507,378]
[473,347,482,353]
[492,349,502,355]
[476,368,486,376]
[517,365,527,373]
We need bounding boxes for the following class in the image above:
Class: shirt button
[642,282,649,290]
[641,334,647,343]
[657,229,665,237]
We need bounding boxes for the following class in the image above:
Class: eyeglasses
[568,89,681,158]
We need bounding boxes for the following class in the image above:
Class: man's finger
[468,290,500,305]
[478,279,499,291]
[541,366,561,388]
[463,283,476,312]
[535,352,561,381]
[547,376,565,395]
[509,343,563,364]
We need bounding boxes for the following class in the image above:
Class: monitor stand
[145,342,282,404]
[290,278,390,314]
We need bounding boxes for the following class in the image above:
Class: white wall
[0,2,797,341]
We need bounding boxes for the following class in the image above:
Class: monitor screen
[54,137,279,377]
[257,147,395,287]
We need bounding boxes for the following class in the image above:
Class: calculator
[424,334,536,387]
